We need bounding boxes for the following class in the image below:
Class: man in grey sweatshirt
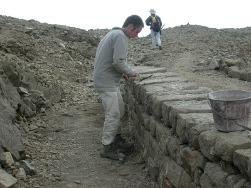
[94,15,144,161]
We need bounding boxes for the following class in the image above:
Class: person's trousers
[99,91,125,145]
[150,29,161,49]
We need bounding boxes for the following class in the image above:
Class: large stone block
[140,81,196,110]
[214,131,251,162]
[132,66,167,75]
[228,66,244,80]
[200,162,229,188]
[169,100,211,130]
[161,156,194,188]
[199,162,248,188]
[198,130,221,161]
[180,147,207,179]
[150,93,207,119]
[135,103,145,124]
[162,101,185,127]
[225,174,248,188]
[147,157,159,182]
[155,121,169,143]
[156,124,171,155]
[0,169,17,188]
[159,172,175,188]
[136,80,190,110]
[165,132,183,165]
[176,113,215,144]
[131,69,177,101]
[187,123,216,151]
[233,148,251,178]
[150,137,165,165]
[136,74,185,87]
[198,130,251,163]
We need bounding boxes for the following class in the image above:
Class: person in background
[93,15,144,161]
[145,9,162,50]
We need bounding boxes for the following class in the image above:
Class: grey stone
[228,66,245,79]
[176,113,215,144]
[169,100,212,130]
[149,116,157,137]
[180,147,207,179]
[147,157,159,182]
[0,96,24,159]
[198,130,220,161]
[187,123,216,150]
[14,168,27,180]
[0,169,17,187]
[0,152,14,167]
[161,156,194,188]
[200,162,229,188]
[150,93,207,118]
[131,66,167,75]
[214,131,251,161]
[233,148,251,178]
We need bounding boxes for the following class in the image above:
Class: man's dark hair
[122,15,144,28]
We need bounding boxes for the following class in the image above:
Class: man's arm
[145,16,151,26]
[112,34,136,77]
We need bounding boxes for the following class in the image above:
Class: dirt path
[20,101,156,188]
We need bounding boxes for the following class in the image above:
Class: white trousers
[99,91,125,145]
[150,29,161,49]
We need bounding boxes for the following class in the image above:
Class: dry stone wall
[124,65,251,188]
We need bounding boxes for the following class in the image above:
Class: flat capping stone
[132,66,167,74]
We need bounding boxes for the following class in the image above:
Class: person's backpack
[151,16,161,32]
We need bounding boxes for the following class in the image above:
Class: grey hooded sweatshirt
[93,27,135,92]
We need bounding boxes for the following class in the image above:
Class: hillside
[0,15,251,187]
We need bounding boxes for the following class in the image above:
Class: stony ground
[1,16,251,187]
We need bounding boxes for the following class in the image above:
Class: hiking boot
[100,143,125,161]
[159,46,162,50]
[114,134,134,150]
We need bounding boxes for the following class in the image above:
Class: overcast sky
[0,0,250,37]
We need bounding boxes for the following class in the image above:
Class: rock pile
[0,15,101,187]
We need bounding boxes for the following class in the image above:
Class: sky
[0,0,250,37]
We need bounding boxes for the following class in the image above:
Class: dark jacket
[145,15,162,30]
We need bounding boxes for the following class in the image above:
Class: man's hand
[123,72,139,80]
